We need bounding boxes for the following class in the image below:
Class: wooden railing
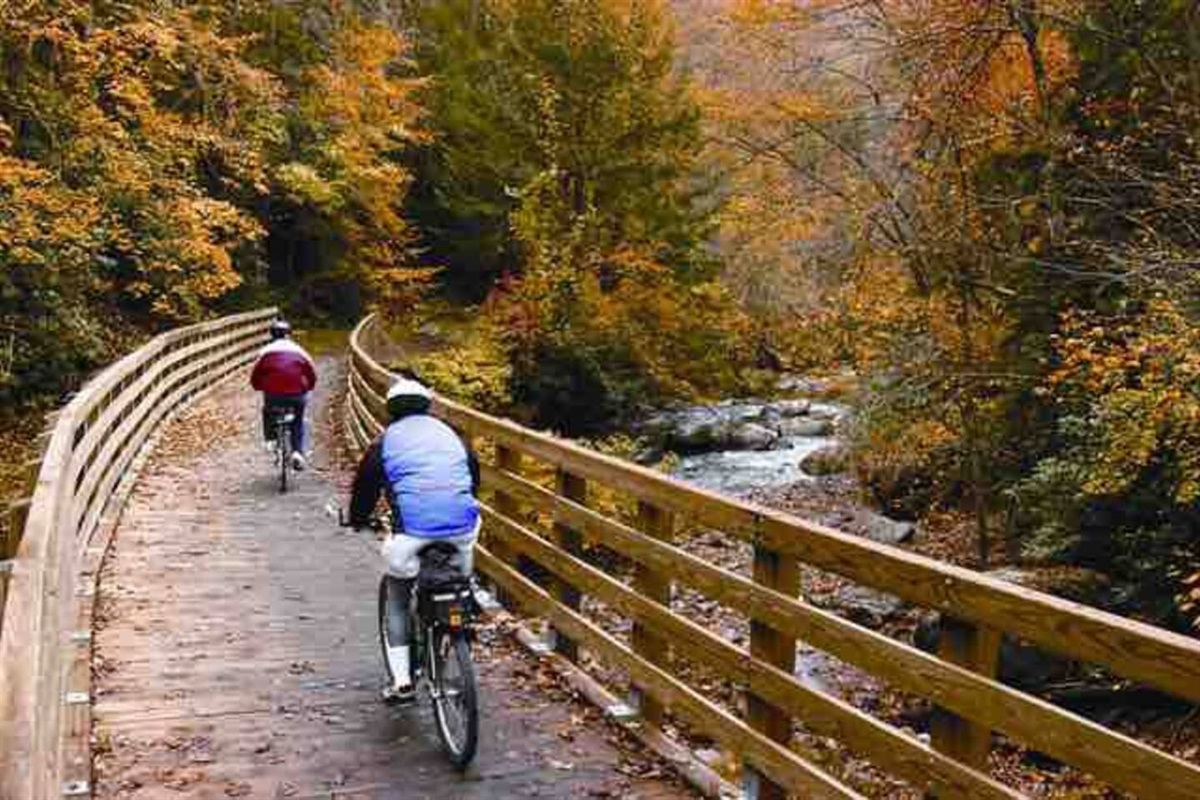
[347,314,1200,799]
[0,308,276,800]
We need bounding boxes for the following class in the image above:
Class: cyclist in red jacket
[250,320,317,470]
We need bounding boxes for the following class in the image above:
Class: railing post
[631,500,674,725]
[491,445,522,608]
[931,616,1001,773]
[746,542,799,800]
[550,469,585,661]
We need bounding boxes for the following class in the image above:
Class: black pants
[262,394,307,453]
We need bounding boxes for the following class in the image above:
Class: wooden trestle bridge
[2,310,1199,799]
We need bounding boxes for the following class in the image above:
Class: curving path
[91,357,694,799]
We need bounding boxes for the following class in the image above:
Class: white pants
[380,520,480,579]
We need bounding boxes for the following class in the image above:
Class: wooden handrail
[0,308,276,800]
[347,313,1200,798]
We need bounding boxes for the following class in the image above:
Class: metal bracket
[473,587,503,612]
[605,702,639,723]
[525,638,552,655]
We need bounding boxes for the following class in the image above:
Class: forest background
[2,0,1199,634]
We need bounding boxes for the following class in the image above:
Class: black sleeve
[467,448,481,496]
[350,438,385,528]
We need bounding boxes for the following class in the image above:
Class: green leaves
[406,0,711,299]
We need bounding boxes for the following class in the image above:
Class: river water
[667,401,847,497]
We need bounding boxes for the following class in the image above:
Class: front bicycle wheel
[430,631,478,770]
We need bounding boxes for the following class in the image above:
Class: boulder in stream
[672,417,725,452]
[730,423,778,451]
[777,417,835,438]
[764,398,812,419]
[801,445,850,476]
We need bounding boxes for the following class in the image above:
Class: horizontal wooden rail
[475,546,864,800]
[481,502,1016,799]
[346,313,1200,798]
[0,308,276,800]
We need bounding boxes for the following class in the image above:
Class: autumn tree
[689,0,1200,621]
[405,0,714,300]
[398,0,751,432]
[0,1,279,407]
[0,0,427,409]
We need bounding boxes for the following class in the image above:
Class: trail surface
[92,357,693,799]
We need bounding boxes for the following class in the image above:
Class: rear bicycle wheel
[277,420,290,493]
[430,630,478,769]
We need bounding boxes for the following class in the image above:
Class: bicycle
[339,510,481,769]
[268,408,295,493]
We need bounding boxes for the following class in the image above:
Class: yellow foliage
[1049,301,1200,504]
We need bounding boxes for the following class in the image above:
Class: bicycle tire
[378,577,399,686]
[277,420,290,493]
[431,631,478,770]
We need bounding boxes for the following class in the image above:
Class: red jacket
[251,339,317,396]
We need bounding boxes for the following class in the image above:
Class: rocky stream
[633,380,1183,767]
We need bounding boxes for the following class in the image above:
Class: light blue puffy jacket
[381,416,480,538]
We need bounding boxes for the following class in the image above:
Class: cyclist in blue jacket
[349,377,481,703]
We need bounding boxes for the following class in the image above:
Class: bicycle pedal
[381,685,417,706]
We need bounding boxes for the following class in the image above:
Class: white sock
[386,645,411,689]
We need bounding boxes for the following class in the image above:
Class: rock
[805,403,844,422]
[694,530,729,548]
[644,404,768,453]
[729,423,778,451]
[854,510,915,545]
[776,375,832,395]
[714,400,769,423]
[801,445,850,476]
[913,611,1073,691]
[822,585,905,626]
[642,396,845,456]
[777,417,835,438]
[672,418,724,451]
[764,399,812,419]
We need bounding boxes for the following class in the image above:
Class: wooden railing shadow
[0,309,276,800]
[348,313,1200,799]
